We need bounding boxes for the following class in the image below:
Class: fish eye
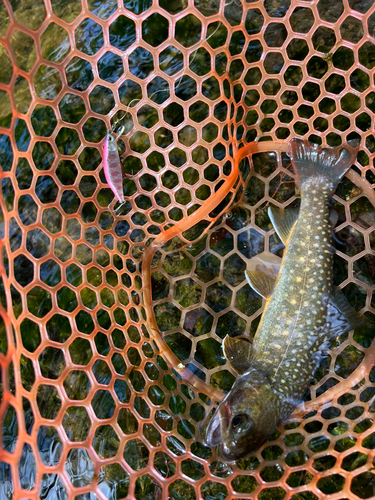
[231,413,251,433]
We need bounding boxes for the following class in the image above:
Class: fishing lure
[103,125,126,215]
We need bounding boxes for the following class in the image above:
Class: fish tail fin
[289,138,360,195]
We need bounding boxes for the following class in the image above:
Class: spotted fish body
[103,131,125,205]
[253,178,336,414]
[205,139,361,461]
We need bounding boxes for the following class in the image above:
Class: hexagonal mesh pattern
[1,0,375,498]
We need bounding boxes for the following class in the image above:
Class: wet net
[1,0,375,498]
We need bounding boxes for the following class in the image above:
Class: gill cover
[204,370,281,461]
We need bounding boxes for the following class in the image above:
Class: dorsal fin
[311,289,365,355]
[223,335,253,375]
[245,270,276,299]
[328,287,365,331]
[329,209,339,228]
[268,206,299,245]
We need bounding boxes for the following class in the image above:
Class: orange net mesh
[1,0,375,498]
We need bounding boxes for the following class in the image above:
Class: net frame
[0,0,375,499]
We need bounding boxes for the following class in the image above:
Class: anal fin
[245,270,275,299]
[223,335,253,375]
[268,206,299,245]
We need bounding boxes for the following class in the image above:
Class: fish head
[205,370,281,461]
[105,131,119,153]
[106,131,115,143]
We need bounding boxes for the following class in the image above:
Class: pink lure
[103,128,125,207]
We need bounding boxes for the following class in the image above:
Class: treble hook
[107,197,127,216]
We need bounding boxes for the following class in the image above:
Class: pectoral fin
[268,206,299,245]
[245,270,276,299]
[223,335,253,375]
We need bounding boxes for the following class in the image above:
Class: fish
[204,138,363,461]
[103,126,126,212]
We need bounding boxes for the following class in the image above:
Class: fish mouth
[205,403,231,448]
[204,412,222,447]
[224,402,231,426]
[221,443,240,462]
